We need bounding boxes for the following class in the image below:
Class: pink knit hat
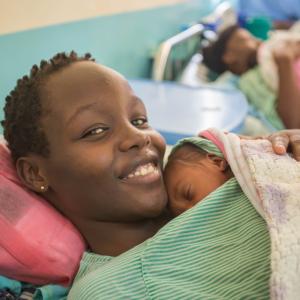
[199,129,226,156]
[0,141,86,286]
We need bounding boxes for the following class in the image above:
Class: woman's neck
[73,211,171,256]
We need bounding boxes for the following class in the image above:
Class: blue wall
[0,0,224,122]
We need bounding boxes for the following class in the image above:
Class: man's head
[202,25,261,75]
[2,52,168,229]
[164,138,233,216]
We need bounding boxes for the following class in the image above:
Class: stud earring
[40,185,47,192]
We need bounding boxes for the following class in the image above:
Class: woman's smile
[119,150,162,185]
[121,162,161,183]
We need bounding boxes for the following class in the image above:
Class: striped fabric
[170,136,224,158]
[238,66,285,130]
[68,178,270,300]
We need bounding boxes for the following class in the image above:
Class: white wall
[0,0,184,34]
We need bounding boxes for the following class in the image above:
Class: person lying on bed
[2,51,300,299]
[202,24,300,130]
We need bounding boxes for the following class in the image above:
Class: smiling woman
[2,51,300,300]
[3,52,168,257]
[39,61,168,231]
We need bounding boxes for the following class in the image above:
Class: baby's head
[164,137,233,216]
[202,25,260,75]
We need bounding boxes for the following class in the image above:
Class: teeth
[125,163,158,179]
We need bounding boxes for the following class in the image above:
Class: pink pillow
[0,141,86,286]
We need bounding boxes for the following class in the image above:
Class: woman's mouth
[120,162,161,183]
[125,162,159,178]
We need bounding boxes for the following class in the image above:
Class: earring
[40,185,48,192]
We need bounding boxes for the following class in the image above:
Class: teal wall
[0,0,224,122]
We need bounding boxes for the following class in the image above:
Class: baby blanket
[206,128,300,300]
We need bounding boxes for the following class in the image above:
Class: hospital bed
[149,1,276,137]
[129,79,248,145]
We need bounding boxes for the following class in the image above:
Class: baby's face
[164,145,232,216]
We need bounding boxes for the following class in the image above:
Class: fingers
[238,134,265,140]
[240,129,300,160]
[269,133,289,155]
[289,134,300,161]
[268,130,300,161]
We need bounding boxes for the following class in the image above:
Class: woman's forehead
[37,63,142,139]
[42,61,132,111]
[228,29,253,48]
[46,61,126,93]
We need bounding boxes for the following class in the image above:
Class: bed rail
[152,24,205,81]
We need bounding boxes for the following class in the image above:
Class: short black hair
[2,51,95,162]
[202,25,239,74]
[167,142,207,166]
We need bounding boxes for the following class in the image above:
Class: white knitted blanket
[208,128,300,300]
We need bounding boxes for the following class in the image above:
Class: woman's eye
[90,128,104,135]
[132,118,148,128]
[81,127,107,138]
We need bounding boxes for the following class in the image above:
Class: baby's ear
[206,153,228,171]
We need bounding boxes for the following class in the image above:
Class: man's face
[223,28,260,75]
[37,61,168,223]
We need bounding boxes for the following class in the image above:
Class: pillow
[0,140,86,286]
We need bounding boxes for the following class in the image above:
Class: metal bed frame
[151,1,235,82]
[152,24,205,81]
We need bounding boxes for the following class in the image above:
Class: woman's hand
[273,40,300,66]
[202,130,300,161]
[238,130,300,160]
[267,129,300,160]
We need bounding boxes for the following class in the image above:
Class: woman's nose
[118,123,151,152]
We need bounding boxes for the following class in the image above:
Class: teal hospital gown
[68,178,270,300]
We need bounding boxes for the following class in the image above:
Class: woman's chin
[140,189,168,219]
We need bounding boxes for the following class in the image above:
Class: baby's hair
[202,24,239,74]
[167,143,207,166]
[2,51,95,162]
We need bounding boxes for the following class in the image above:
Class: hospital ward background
[1,0,300,299]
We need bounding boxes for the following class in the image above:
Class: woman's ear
[16,157,48,193]
[206,153,229,172]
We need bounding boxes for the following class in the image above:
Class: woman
[202,25,300,130]
[2,51,300,299]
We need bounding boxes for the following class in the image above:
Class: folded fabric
[0,275,68,300]
[0,141,86,286]
[207,128,300,300]
[0,290,16,299]
[238,66,285,130]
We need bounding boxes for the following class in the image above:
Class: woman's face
[37,61,168,222]
[223,28,260,75]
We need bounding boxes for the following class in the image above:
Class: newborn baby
[164,137,233,216]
